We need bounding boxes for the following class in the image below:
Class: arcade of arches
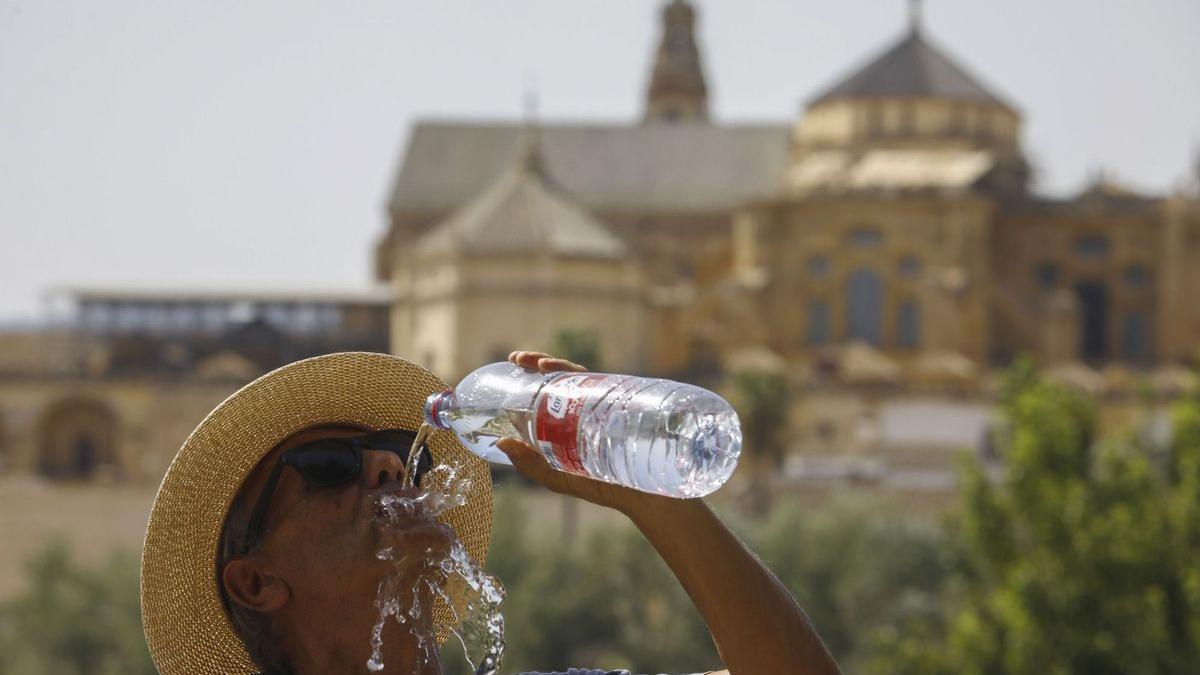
[0,377,242,485]
[37,398,121,481]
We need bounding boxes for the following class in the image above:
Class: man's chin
[372,517,457,565]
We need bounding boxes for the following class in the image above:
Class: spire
[644,0,709,123]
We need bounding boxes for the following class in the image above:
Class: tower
[644,0,710,123]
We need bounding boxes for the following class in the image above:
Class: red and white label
[534,373,616,476]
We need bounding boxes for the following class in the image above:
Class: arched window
[899,104,915,136]
[1122,312,1151,363]
[807,301,831,345]
[1075,282,1109,361]
[806,255,831,279]
[846,268,884,345]
[37,397,120,481]
[898,300,921,348]
[0,409,7,474]
[866,104,884,138]
[898,256,922,279]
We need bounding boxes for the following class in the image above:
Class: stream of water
[367,460,506,674]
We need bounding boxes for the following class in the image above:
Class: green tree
[752,496,950,674]
[872,366,1200,675]
[0,542,155,675]
[551,327,601,371]
[727,368,791,516]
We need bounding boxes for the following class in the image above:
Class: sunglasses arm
[238,460,288,556]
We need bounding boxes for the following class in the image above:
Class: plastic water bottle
[424,362,742,498]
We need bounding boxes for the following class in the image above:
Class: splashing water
[366,460,506,674]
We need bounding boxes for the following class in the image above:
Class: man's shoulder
[514,670,717,675]
[514,670,631,675]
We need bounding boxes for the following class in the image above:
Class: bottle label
[534,373,615,475]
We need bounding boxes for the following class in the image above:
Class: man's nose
[362,448,408,489]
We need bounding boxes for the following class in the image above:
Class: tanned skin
[498,351,841,675]
[220,352,842,675]
[221,425,454,675]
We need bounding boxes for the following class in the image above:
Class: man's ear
[222,557,291,614]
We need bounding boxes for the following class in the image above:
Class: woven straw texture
[140,352,492,674]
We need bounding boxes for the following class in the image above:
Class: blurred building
[375,0,1199,485]
[0,289,388,482]
[1,0,1197,494]
[379,1,1199,376]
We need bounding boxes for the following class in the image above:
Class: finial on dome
[517,84,545,175]
[908,0,924,34]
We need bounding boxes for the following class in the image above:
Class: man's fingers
[507,351,587,373]
[495,438,553,483]
[509,351,553,370]
[496,437,625,509]
[537,357,586,372]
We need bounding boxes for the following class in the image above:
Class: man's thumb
[496,438,546,475]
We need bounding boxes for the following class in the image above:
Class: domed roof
[415,133,626,260]
[811,24,1014,112]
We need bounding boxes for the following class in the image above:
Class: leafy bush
[482,486,949,674]
[0,541,154,675]
[868,366,1200,675]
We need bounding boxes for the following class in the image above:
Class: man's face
[222,424,456,672]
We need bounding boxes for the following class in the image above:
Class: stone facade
[374,1,1198,488]
[378,2,1199,385]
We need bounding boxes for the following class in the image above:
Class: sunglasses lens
[292,441,360,486]
[359,431,433,487]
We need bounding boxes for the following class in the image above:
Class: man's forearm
[621,495,841,675]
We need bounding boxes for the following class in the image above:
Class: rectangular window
[849,228,883,249]
[1075,235,1110,259]
[807,301,830,346]
[898,300,921,348]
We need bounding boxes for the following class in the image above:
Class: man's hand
[496,351,841,674]
[495,350,670,516]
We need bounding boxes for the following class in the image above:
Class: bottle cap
[424,389,455,430]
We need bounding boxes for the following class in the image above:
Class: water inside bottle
[366,460,506,674]
[432,365,742,497]
[560,375,742,497]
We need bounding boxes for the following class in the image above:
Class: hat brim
[140,352,492,675]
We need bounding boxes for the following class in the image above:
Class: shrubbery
[452,486,949,674]
[0,542,154,674]
[3,362,1198,674]
[868,363,1200,674]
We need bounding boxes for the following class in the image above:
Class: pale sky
[1,0,1197,320]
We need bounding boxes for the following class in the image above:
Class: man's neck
[285,624,443,675]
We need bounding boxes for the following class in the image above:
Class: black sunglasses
[237,428,433,556]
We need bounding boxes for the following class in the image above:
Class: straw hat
[140,352,492,675]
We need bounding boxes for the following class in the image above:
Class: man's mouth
[368,483,434,527]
